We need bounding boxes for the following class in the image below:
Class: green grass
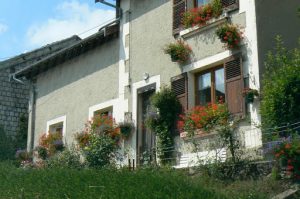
[0,161,289,199]
[0,162,225,199]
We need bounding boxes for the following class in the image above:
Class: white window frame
[46,115,67,138]
[88,99,119,121]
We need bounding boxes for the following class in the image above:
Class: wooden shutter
[173,0,186,35]
[171,73,188,113]
[224,57,244,116]
[221,0,239,9]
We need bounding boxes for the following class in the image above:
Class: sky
[0,0,115,61]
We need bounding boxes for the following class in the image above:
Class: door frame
[132,75,160,165]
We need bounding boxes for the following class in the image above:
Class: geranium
[177,103,230,137]
[216,23,243,49]
[164,40,192,63]
[182,0,223,28]
[37,131,64,158]
[274,141,300,181]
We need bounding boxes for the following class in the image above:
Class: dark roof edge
[0,35,81,70]
[14,22,119,79]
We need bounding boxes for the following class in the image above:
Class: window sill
[179,14,228,39]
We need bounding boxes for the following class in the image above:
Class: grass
[0,162,225,199]
[0,161,289,199]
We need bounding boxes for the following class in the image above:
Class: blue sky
[0,0,115,60]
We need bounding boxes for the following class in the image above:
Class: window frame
[193,0,210,7]
[195,65,224,106]
[46,115,67,139]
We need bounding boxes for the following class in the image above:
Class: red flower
[285,143,291,149]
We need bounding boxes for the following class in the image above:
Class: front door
[137,89,156,165]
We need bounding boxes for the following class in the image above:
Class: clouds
[0,23,8,34]
[26,1,115,47]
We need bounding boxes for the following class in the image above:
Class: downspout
[9,73,25,85]
[27,81,36,151]
[96,0,122,37]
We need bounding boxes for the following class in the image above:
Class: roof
[14,23,119,79]
[0,36,81,70]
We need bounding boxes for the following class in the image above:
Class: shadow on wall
[35,38,120,99]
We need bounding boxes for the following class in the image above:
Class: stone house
[13,0,300,166]
[0,36,80,138]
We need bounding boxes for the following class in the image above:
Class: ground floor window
[196,66,225,105]
[94,107,113,118]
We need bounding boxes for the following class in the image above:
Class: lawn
[0,161,288,199]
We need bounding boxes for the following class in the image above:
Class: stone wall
[0,66,28,137]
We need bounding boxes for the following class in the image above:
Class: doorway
[137,86,156,165]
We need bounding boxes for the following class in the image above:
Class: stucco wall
[33,39,119,146]
[255,0,300,82]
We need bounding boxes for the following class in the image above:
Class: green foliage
[164,40,192,63]
[76,115,120,168]
[146,87,181,164]
[0,126,15,160]
[83,133,118,168]
[118,122,134,139]
[260,36,300,129]
[45,146,82,169]
[14,114,28,150]
[216,23,243,49]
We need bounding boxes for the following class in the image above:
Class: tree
[260,36,300,130]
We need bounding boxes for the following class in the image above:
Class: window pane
[198,72,211,105]
[197,0,210,6]
[215,68,225,103]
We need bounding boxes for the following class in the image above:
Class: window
[194,0,211,7]
[196,67,225,105]
[94,107,113,117]
[46,115,66,139]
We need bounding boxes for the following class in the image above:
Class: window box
[180,14,228,39]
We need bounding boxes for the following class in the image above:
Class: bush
[0,125,15,160]
[76,115,120,168]
[37,132,64,158]
[261,36,300,129]
[45,147,82,169]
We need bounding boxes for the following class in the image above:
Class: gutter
[9,73,25,84]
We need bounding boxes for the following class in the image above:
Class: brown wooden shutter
[173,0,186,35]
[221,0,239,9]
[224,57,245,116]
[171,72,188,113]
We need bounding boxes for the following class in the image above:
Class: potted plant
[242,88,259,103]
[182,0,223,28]
[216,23,243,49]
[118,122,134,139]
[164,40,192,63]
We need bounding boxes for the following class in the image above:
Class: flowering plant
[76,115,121,147]
[118,122,134,139]
[274,141,300,181]
[177,102,230,137]
[182,0,222,28]
[37,131,64,158]
[75,115,120,167]
[216,23,243,49]
[242,88,259,103]
[164,40,192,63]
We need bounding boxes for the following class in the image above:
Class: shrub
[216,23,243,49]
[146,87,181,164]
[0,125,15,160]
[274,141,300,181]
[260,36,300,129]
[45,147,82,169]
[37,132,64,158]
[75,115,120,168]
[164,40,192,63]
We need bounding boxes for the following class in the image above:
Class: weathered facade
[12,0,300,166]
[0,36,80,137]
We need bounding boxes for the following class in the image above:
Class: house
[0,36,80,139]
[12,0,300,167]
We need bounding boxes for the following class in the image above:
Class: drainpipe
[27,81,36,151]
